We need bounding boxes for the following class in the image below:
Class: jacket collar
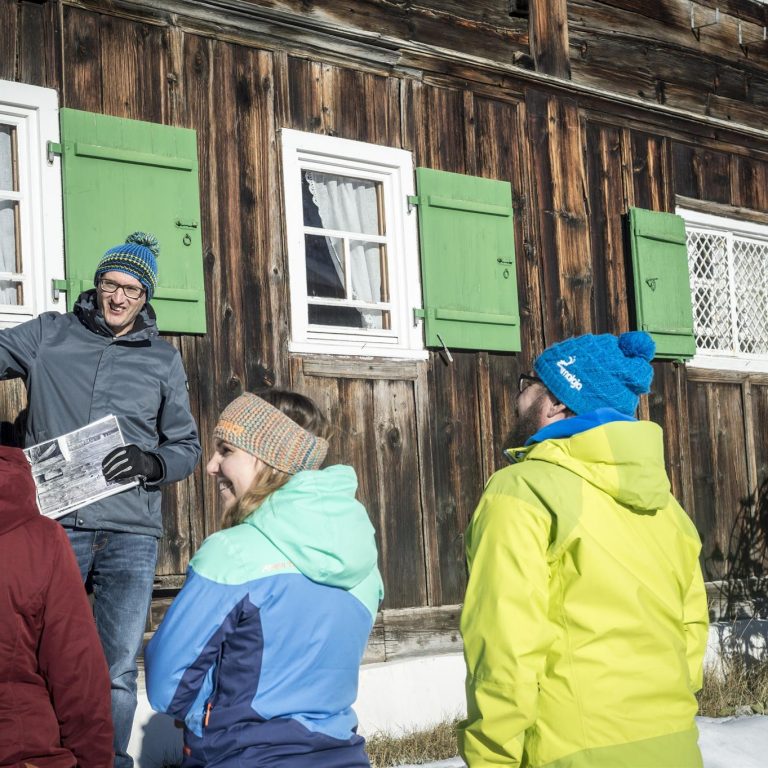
[74,289,159,342]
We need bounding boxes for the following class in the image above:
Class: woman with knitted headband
[145,389,383,767]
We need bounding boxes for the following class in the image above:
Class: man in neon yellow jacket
[459,331,708,768]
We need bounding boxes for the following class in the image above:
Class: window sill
[686,354,768,376]
[297,354,424,380]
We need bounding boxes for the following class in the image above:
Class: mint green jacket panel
[458,421,708,768]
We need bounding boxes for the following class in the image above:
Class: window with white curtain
[0,80,63,326]
[678,206,768,372]
[281,129,424,358]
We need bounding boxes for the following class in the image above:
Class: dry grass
[365,718,461,767]
[698,657,768,717]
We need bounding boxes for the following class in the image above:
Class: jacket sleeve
[0,315,45,380]
[145,542,249,724]
[151,351,201,485]
[458,484,554,767]
[38,524,113,768]
[683,558,708,693]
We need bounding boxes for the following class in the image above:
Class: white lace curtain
[306,170,383,329]
[0,126,17,304]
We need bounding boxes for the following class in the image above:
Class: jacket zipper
[203,647,224,729]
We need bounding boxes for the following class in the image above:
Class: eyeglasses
[518,372,542,394]
[98,278,145,301]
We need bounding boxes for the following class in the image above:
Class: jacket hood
[246,464,380,589]
[511,420,671,513]
[74,289,158,341]
[0,446,39,534]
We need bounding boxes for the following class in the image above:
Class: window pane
[361,309,390,331]
[733,237,768,355]
[0,200,21,300]
[0,280,23,306]
[308,303,364,328]
[302,170,383,236]
[687,230,732,352]
[305,234,345,298]
[0,125,18,192]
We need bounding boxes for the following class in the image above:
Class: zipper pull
[204,702,212,727]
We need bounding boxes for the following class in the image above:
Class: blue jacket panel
[146,467,383,767]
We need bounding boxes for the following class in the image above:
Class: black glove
[102,444,163,484]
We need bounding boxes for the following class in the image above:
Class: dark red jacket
[0,447,113,768]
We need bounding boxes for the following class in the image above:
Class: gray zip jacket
[0,291,201,537]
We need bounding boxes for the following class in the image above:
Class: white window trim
[281,128,425,360]
[678,206,768,373]
[0,80,64,327]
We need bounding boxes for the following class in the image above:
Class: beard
[503,390,550,451]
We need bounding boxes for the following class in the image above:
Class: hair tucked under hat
[214,392,328,475]
[533,331,656,417]
[94,232,159,300]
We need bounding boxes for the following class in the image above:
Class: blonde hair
[220,389,331,529]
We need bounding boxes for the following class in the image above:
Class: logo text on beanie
[557,356,583,390]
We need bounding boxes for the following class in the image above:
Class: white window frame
[281,128,425,359]
[678,206,768,373]
[0,80,63,327]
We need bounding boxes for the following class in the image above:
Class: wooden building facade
[2,0,768,653]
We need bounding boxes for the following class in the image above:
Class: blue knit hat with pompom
[533,331,656,417]
[94,232,159,300]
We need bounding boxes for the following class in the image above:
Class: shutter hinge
[407,195,420,213]
[46,141,62,165]
[51,278,68,302]
[413,307,425,326]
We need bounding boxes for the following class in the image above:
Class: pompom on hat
[94,232,159,300]
[214,392,328,475]
[533,331,656,417]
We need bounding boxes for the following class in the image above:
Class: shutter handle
[436,333,454,364]
[497,257,515,265]
[645,277,659,291]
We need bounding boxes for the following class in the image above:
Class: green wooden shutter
[56,108,206,333]
[628,207,695,360]
[413,168,520,353]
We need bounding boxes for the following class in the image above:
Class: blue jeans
[66,529,158,768]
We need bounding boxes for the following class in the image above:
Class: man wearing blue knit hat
[0,233,201,768]
[459,332,708,768]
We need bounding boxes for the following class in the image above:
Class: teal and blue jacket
[145,465,384,767]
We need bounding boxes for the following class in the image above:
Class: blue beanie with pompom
[94,232,159,300]
[533,331,656,417]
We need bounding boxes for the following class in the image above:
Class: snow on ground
[394,716,768,768]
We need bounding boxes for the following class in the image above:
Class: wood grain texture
[527,91,592,344]
[0,0,18,81]
[18,0,61,90]
[530,0,571,79]
[672,141,732,204]
[687,379,751,580]
[585,121,631,335]
[734,156,768,212]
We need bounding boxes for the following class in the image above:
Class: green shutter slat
[59,108,206,334]
[73,143,194,171]
[415,167,520,353]
[426,196,512,217]
[434,308,518,325]
[153,288,202,302]
[628,207,695,360]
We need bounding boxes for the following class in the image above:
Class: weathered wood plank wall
[2,0,768,614]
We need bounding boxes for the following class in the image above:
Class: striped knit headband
[214,393,328,475]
